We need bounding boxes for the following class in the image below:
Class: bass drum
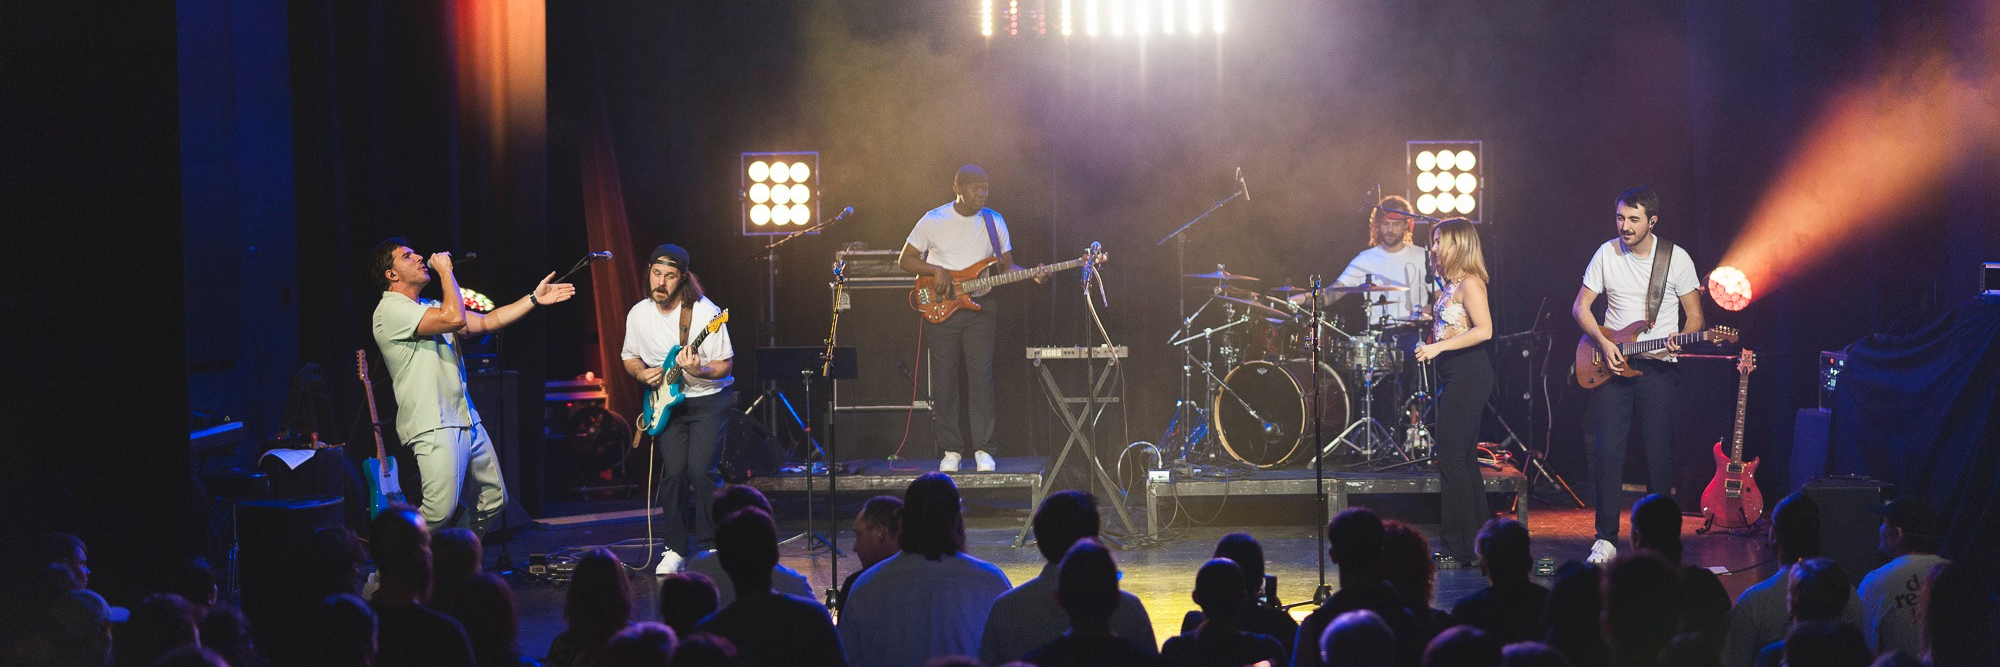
[1212,360,1350,469]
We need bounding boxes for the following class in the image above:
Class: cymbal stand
[1314,334,1403,467]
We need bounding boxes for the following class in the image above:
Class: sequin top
[1433,280,1471,342]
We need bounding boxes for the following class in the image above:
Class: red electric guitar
[1700,349,1764,531]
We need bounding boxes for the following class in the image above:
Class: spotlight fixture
[742,151,820,236]
[1406,140,1484,223]
[1708,266,1753,311]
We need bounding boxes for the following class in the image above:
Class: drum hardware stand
[1485,399,1582,508]
[1156,172,1252,470]
[1376,360,1439,472]
[1167,311,1253,467]
[1314,346,1403,466]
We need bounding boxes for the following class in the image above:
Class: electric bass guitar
[1574,324,1738,389]
[909,245,1108,324]
[636,309,730,437]
[1700,349,1764,531]
[356,349,407,518]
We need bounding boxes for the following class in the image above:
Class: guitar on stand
[1575,324,1738,389]
[1700,349,1764,532]
[634,310,731,441]
[356,349,407,519]
[909,249,1105,324]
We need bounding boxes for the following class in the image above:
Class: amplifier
[1819,351,1847,410]
[833,248,908,290]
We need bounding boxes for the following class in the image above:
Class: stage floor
[490,485,1773,658]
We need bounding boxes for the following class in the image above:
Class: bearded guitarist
[898,164,1051,473]
[1571,185,1704,565]
[621,244,734,573]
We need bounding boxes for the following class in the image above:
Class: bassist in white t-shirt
[1570,186,1704,564]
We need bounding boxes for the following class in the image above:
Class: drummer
[1290,195,1434,326]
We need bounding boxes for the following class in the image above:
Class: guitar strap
[679,303,694,351]
[979,209,1004,260]
[1644,236,1675,328]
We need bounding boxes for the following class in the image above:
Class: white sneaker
[973,450,996,472]
[940,451,962,472]
[656,547,685,575]
[1587,539,1617,564]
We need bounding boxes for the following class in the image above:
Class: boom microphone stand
[1308,274,1332,605]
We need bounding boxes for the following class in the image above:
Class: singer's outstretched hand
[532,271,577,306]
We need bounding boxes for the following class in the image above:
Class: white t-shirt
[1334,244,1432,322]
[1582,237,1699,361]
[1858,552,1948,656]
[619,296,734,397]
[906,203,1011,272]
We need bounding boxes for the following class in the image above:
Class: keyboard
[1024,345,1130,360]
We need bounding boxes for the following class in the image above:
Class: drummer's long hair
[1369,195,1414,247]
[1430,218,1489,283]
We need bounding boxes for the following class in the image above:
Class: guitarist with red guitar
[621,244,735,573]
[898,164,1054,474]
[1570,186,1706,565]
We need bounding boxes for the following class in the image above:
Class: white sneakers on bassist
[656,547,685,575]
[1587,539,1618,564]
[940,451,962,472]
[973,450,996,472]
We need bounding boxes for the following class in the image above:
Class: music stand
[756,346,856,556]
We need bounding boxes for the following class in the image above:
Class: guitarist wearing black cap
[621,244,735,573]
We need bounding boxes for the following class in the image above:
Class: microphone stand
[819,259,849,608]
[1156,176,1250,463]
[1305,274,1333,606]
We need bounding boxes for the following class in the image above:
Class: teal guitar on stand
[636,309,730,437]
[356,349,407,518]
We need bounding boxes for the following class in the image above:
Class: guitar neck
[358,361,389,461]
[661,328,716,384]
[1730,361,1750,463]
[959,257,1087,291]
[1619,330,1703,355]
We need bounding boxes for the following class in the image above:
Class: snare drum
[1333,336,1405,374]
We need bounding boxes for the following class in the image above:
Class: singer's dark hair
[1617,186,1661,220]
[369,237,413,291]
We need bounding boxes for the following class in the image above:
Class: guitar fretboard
[1731,354,1752,462]
[958,257,1090,292]
[1617,330,1707,355]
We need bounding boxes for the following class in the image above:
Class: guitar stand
[1485,401,1584,509]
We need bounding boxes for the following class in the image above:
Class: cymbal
[1269,285,1312,294]
[1184,269,1261,281]
[1217,293,1289,317]
[1325,283,1408,294]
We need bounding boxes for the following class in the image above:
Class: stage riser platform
[1147,466,1528,538]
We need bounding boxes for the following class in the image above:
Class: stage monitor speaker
[823,283,934,460]
[469,371,540,522]
[237,496,344,650]
[1791,408,1833,496]
[1801,477,1890,582]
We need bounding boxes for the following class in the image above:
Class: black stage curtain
[1830,298,2000,562]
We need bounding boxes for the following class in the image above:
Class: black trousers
[928,303,998,455]
[655,388,735,554]
[1434,345,1495,560]
[1590,359,1679,541]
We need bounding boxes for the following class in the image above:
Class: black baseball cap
[1871,496,1941,538]
[650,244,690,270]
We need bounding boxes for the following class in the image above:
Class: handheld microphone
[588,251,612,261]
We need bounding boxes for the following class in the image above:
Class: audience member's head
[449,573,523,667]
[1873,496,1941,556]
[367,504,432,601]
[599,621,677,667]
[1542,561,1605,664]
[1327,507,1387,578]
[1319,609,1396,667]
[292,525,367,601]
[301,594,376,667]
[1476,519,1533,584]
[1918,561,1994,667]
[658,571,720,636]
[166,556,219,609]
[715,508,780,595]
[1602,552,1681,664]
[922,658,984,667]
[1212,532,1269,605]
[1769,493,1821,563]
[37,532,90,589]
[430,527,483,597]
[900,472,967,560]
[1786,557,1851,623]
[1054,538,1122,629]
[1499,641,1573,667]
[198,602,254,667]
[1380,520,1438,610]
[565,547,635,643]
[1423,625,1503,667]
[1658,632,1722,667]
[116,593,201,667]
[853,495,904,570]
[1192,558,1246,624]
[152,646,229,667]
[712,484,775,525]
[1629,495,1685,565]
[1031,490,1101,564]
[1868,651,1927,667]
[1780,621,1870,667]
[673,632,741,667]
[43,588,117,667]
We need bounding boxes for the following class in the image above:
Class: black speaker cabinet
[824,284,935,459]
[1790,408,1833,496]
[237,497,344,648]
[1801,477,1890,581]
[469,371,541,521]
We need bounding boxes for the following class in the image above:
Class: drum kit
[1167,265,1439,472]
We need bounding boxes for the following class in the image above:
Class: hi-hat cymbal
[1216,293,1289,317]
[1184,269,1261,281]
[1269,285,1312,294]
[1325,283,1408,294]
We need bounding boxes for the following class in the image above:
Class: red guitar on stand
[1700,349,1763,532]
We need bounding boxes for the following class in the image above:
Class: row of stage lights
[981,0,1226,38]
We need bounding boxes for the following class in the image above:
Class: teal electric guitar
[636,309,730,437]
[356,349,407,518]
